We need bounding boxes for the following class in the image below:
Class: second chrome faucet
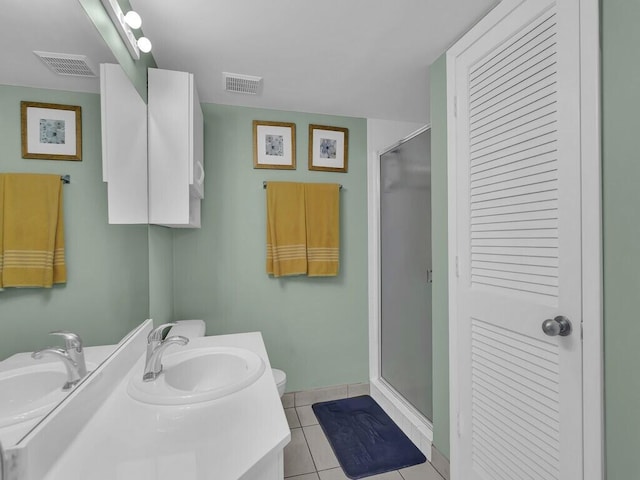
[32,331,88,391]
[143,323,189,382]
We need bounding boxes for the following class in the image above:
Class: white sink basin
[0,364,68,428]
[128,346,266,405]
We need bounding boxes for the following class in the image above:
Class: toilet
[167,319,206,338]
[167,320,287,397]
[272,368,287,398]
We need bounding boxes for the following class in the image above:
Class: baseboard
[430,445,450,480]
[280,382,371,410]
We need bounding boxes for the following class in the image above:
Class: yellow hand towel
[305,183,340,277]
[266,182,307,277]
[0,173,66,288]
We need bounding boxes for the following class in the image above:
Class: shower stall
[369,125,432,449]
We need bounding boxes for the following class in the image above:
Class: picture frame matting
[308,124,348,173]
[21,101,82,161]
[253,120,296,170]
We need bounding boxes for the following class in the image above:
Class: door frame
[367,124,433,454]
[445,0,603,479]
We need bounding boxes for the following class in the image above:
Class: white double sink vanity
[0,320,290,480]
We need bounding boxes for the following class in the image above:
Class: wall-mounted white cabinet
[148,68,204,228]
[100,63,148,224]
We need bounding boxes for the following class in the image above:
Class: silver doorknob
[542,316,572,337]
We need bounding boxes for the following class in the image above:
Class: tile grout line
[289,407,302,429]
[305,407,338,475]
[300,424,320,474]
[293,407,301,428]
[284,425,316,479]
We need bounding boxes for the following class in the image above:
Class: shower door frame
[368,125,433,456]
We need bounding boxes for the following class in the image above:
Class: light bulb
[137,37,152,53]
[124,11,142,29]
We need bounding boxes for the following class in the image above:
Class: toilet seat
[272,368,287,397]
[272,368,285,385]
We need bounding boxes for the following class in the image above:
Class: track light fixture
[137,37,152,53]
[100,0,152,59]
[124,11,142,29]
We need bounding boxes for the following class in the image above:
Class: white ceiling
[1,0,497,123]
[0,0,116,94]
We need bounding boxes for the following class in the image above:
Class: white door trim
[366,123,433,454]
[445,1,603,479]
[578,0,603,478]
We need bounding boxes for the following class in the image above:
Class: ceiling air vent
[223,72,263,95]
[34,51,97,77]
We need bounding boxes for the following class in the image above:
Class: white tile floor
[282,390,444,480]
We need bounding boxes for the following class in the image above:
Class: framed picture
[253,120,296,170]
[21,101,82,161]
[308,124,348,173]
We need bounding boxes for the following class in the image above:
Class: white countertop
[43,332,290,480]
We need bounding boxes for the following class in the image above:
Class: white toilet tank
[272,368,287,397]
[167,320,206,339]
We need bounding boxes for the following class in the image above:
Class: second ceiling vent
[34,51,97,77]
[223,72,263,95]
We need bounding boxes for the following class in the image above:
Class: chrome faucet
[146,323,177,363]
[143,336,188,382]
[143,323,189,382]
[32,331,88,391]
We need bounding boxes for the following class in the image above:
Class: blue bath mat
[312,395,426,479]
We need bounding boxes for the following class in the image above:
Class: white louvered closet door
[452,1,583,479]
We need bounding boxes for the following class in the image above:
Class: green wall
[429,55,450,460]
[602,0,640,477]
[148,225,174,325]
[0,85,149,359]
[171,104,369,392]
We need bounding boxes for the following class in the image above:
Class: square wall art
[309,124,348,173]
[253,120,296,170]
[21,101,82,161]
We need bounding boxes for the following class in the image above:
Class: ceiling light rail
[99,0,152,59]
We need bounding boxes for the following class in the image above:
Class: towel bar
[263,181,342,190]
[60,175,70,184]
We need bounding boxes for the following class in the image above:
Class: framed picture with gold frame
[308,124,348,173]
[253,120,296,170]
[21,101,82,161]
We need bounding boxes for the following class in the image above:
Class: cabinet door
[190,78,205,200]
[148,68,203,228]
[100,63,148,224]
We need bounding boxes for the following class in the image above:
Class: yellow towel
[305,183,340,277]
[266,182,308,277]
[0,174,66,288]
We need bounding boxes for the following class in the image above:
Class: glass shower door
[379,128,432,421]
